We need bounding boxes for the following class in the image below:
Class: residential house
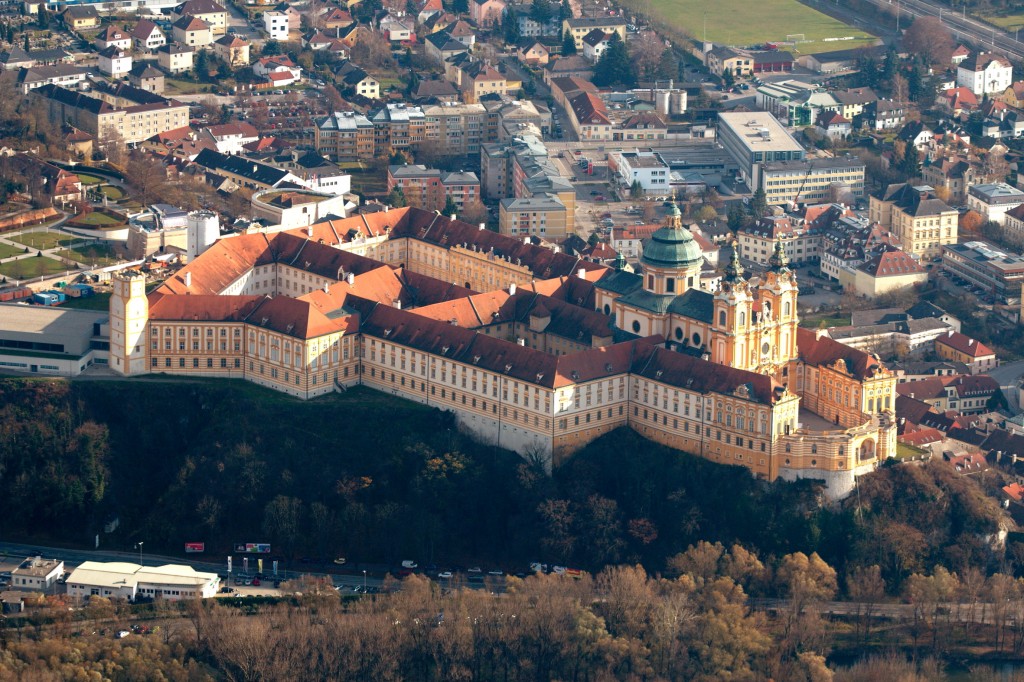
[335,59,379,99]
[96,25,132,51]
[566,90,612,140]
[814,110,851,140]
[516,14,560,37]
[172,16,212,48]
[424,30,467,64]
[517,40,550,66]
[581,29,612,63]
[263,11,289,41]
[61,6,100,30]
[171,0,227,35]
[939,86,979,116]
[443,20,475,48]
[998,81,1024,108]
[935,330,997,374]
[0,46,33,71]
[379,13,415,43]
[896,374,1000,414]
[132,19,166,52]
[869,99,906,131]
[271,2,302,31]
[470,0,505,27]
[957,51,1013,96]
[127,63,165,94]
[847,247,928,298]
[951,45,971,65]
[213,34,249,67]
[98,46,132,78]
[705,45,752,78]
[562,17,626,50]
[200,122,259,154]
[608,150,670,193]
[321,7,355,30]
[542,54,594,83]
[456,61,511,103]
[412,78,460,103]
[254,55,301,80]
[832,86,878,121]
[158,43,195,74]
[421,101,486,155]
[921,156,981,205]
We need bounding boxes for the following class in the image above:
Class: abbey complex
[109,202,897,498]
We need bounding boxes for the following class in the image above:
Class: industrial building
[0,304,109,376]
[65,561,220,601]
[717,112,805,189]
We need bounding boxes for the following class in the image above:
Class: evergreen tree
[23,33,29,51]
[722,68,735,88]
[194,49,210,81]
[561,29,577,56]
[262,40,282,56]
[727,201,747,235]
[655,48,678,80]
[749,187,768,219]
[593,33,634,87]
[900,143,920,177]
[36,7,45,28]
[443,195,459,216]
[503,8,521,44]
[630,180,644,199]
[388,187,407,207]
[530,0,553,24]
[451,0,469,14]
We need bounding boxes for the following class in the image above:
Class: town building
[263,11,289,41]
[896,375,1000,414]
[16,64,88,94]
[760,157,865,206]
[171,0,227,35]
[941,240,1024,304]
[869,184,958,264]
[717,111,805,189]
[96,25,132,51]
[61,6,100,30]
[132,19,166,51]
[499,195,568,238]
[966,182,1024,225]
[562,17,627,50]
[608,151,671,194]
[10,557,64,591]
[127,64,165,94]
[934,330,997,374]
[98,45,132,77]
[213,34,250,67]
[957,51,1013,96]
[314,111,375,160]
[251,189,349,229]
[31,82,190,145]
[470,0,505,27]
[158,43,195,74]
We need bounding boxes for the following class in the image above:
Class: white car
[467,566,482,574]
[115,631,130,639]
[438,571,453,579]
[529,562,547,573]
[551,565,567,575]
[401,560,418,569]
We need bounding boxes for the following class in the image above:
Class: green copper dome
[640,225,703,270]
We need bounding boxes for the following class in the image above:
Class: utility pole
[135,541,144,565]
[703,10,706,44]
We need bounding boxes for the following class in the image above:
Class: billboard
[185,542,205,553]
[233,543,272,554]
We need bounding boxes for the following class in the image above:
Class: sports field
[646,0,877,54]
[977,11,1024,32]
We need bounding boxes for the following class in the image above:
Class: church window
[647,275,654,289]
[632,320,641,333]
[739,312,745,326]
[719,311,726,326]
[784,301,791,316]
[692,332,701,346]
[674,327,683,340]
[666,278,675,293]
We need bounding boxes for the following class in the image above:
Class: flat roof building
[10,557,64,591]
[0,304,109,376]
[941,240,1024,304]
[761,157,866,206]
[717,111,804,189]
[66,561,220,601]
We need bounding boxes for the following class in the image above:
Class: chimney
[393,299,402,309]
[968,338,974,346]
[184,272,191,287]
[517,338,525,346]
[815,328,828,340]
[346,272,355,286]
[577,267,586,279]
[323,283,329,293]
[479,222,486,231]
[450,213,457,221]
[307,224,313,237]
[509,282,517,295]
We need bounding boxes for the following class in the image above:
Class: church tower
[639,197,703,296]
[109,271,149,376]
[755,241,800,376]
[712,246,757,369]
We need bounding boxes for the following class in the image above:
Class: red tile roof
[797,327,887,381]
[935,330,995,358]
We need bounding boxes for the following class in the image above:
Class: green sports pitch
[643,0,877,55]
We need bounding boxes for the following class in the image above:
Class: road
[854,0,1024,60]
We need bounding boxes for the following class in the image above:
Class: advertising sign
[233,543,272,554]
[185,542,205,553]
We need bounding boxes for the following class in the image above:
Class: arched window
[739,311,746,326]
[603,304,611,315]
[647,275,655,289]
[718,310,726,326]
[783,301,791,316]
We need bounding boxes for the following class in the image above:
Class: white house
[610,150,671,193]
[263,11,289,41]
[957,51,1013,96]
[98,46,132,77]
[10,557,64,591]
[96,25,132,51]
[200,122,259,154]
[966,182,1024,225]
[581,29,612,63]
[254,55,301,80]
[132,19,166,51]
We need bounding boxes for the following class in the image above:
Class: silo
[670,92,687,115]
[187,210,219,260]
[655,91,671,116]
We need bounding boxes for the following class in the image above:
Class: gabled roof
[132,19,163,40]
[215,34,248,47]
[581,28,611,47]
[959,51,1012,72]
[857,247,924,277]
[62,5,99,19]
[935,330,995,358]
[99,25,130,42]
[568,91,610,125]
[173,15,209,30]
[797,327,887,381]
[173,0,226,15]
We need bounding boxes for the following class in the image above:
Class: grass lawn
[60,291,112,310]
[71,212,122,227]
[350,173,388,196]
[164,78,209,95]
[10,231,77,250]
[799,314,851,328]
[896,442,930,461]
[645,0,876,54]
[56,243,119,266]
[76,173,104,186]
[0,256,72,280]
[977,11,1024,31]
[0,242,24,259]
[100,185,124,200]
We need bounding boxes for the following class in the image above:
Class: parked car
[401,560,418,569]
[438,571,453,579]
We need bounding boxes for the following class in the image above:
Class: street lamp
[135,541,143,565]
[362,570,367,591]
